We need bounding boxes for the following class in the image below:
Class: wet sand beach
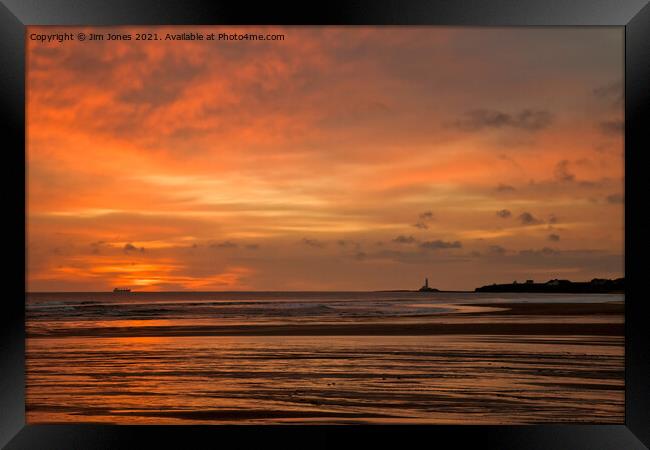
[26,292,624,424]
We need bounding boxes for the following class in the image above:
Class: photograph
[25,25,626,425]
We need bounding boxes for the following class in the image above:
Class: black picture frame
[1,1,648,448]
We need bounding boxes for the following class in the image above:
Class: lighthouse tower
[419,277,435,292]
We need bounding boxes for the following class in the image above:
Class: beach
[26,292,624,424]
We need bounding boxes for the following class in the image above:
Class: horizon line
[26,276,625,294]
[26,289,475,294]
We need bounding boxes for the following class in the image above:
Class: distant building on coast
[418,277,439,292]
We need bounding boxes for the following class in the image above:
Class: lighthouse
[419,277,438,292]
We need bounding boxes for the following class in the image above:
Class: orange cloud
[27,26,624,291]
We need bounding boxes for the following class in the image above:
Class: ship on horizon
[112,288,131,293]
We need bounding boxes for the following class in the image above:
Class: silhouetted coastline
[475,277,624,293]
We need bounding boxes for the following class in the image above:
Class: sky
[27,26,624,292]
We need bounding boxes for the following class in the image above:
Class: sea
[26,291,624,424]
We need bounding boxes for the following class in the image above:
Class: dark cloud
[593,81,623,106]
[90,241,106,254]
[548,215,559,224]
[606,193,624,204]
[496,209,512,219]
[554,160,575,182]
[245,244,260,250]
[548,234,560,242]
[518,212,544,226]
[454,109,552,132]
[487,245,507,255]
[419,240,462,250]
[123,243,144,253]
[413,211,434,229]
[518,247,559,256]
[393,235,417,244]
[496,183,516,192]
[599,120,624,136]
[302,238,326,248]
[211,241,238,249]
[337,240,360,248]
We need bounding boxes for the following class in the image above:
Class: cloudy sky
[27,26,624,291]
